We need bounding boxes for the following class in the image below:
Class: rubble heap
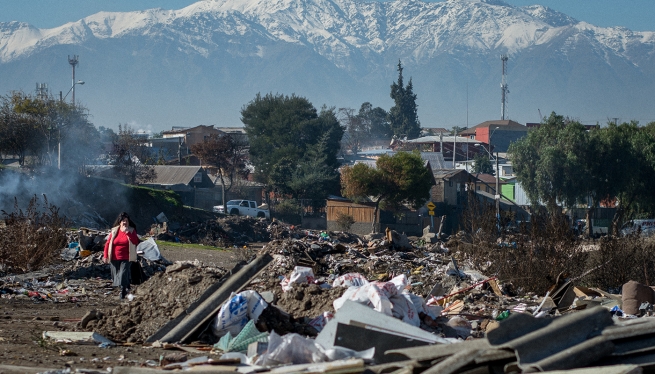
[156,216,271,247]
[93,262,228,342]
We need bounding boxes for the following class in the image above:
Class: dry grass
[457,194,588,294]
[0,195,69,274]
[457,194,655,294]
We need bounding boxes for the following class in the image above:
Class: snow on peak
[0,0,651,64]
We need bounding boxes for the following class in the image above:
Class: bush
[0,195,68,274]
[335,212,355,232]
[457,191,655,294]
[274,199,303,216]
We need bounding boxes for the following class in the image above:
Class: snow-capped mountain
[0,0,653,130]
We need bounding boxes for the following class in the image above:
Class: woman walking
[103,212,139,299]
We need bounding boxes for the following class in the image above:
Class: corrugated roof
[150,166,202,185]
[472,173,498,184]
[405,136,479,144]
[420,152,447,170]
[433,169,468,180]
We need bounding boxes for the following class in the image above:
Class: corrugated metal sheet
[420,152,447,170]
[514,181,532,206]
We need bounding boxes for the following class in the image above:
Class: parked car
[213,200,270,219]
[620,219,655,237]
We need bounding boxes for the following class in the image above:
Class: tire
[257,212,265,218]
[230,208,240,215]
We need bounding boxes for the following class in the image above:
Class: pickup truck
[213,200,270,219]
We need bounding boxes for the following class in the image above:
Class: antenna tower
[35,83,49,100]
[500,54,509,120]
[68,55,79,103]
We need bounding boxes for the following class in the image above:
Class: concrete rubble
[3,217,655,373]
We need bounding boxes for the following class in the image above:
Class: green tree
[339,103,390,155]
[358,102,390,139]
[591,121,655,233]
[241,93,343,197]
[289,132,341,212]
[451,126,468,136]
[509,112,592,218]
[340,151,433,232]
[472,153,494,175]
[0,95,38,166]
[0,92,98,169]
[388,61,420,139]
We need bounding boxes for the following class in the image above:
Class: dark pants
[110,260,131,289]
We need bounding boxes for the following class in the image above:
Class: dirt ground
[0,243,247,373]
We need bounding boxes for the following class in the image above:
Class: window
[250,201,256,208]
[240,201,249,207]
[194,172,202,183]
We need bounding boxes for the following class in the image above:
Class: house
[141,166,215,208]
[209,175,264,206]
[393,135,487,164]
[458,120,528,153]
[155,125,248,165]
[471,173,506,195]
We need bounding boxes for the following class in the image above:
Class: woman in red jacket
[103,212,139,299]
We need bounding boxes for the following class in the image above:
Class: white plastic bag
[255,331,327,366]
[280,266,315,292]
[212,290,268,338]
[308,311,334,332]
[332,273,369,288]
[137,238,161,261]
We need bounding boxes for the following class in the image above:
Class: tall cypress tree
[388,60,421,139]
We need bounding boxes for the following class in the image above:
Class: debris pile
[10,214,655,373]
[154,216,271,247]
[93,262,228,342]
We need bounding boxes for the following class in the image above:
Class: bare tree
[191,134,250,212]
[108,124,155,184]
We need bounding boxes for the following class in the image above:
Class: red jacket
[104,227,139,261]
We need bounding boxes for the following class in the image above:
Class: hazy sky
[1,0,653,31]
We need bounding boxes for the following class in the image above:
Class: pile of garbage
[152,216,272,247]
[21,218,655,373]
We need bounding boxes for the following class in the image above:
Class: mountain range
[0,0,654,132]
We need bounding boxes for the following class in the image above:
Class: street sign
[426,201,436,210]
[428,210,435,216]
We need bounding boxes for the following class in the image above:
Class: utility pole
[495,152,500,232]
[453,133,457,169]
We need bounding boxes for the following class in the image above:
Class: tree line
[509,112,655,235]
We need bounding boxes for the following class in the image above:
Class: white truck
[213,200,270,219]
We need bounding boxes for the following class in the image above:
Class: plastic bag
[212,290,268,338]
[255,331,327,366]
[332,273,369,288]
[255,331,374,366]
[137,237,161,261]
[280,266,315,292]
[332,274,408,316]
[308,311,334,332]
